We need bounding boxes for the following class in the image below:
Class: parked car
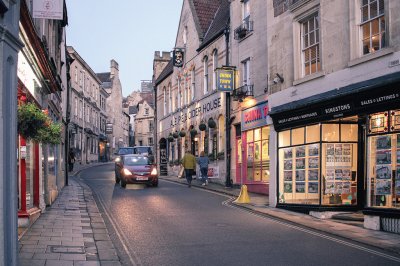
[115,154,158,188]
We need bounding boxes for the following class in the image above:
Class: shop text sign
[216,68,234,92]
[33,0,64,20]
[170,96,221,126]
[241,102,269,131]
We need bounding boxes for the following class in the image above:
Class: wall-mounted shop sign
[172,48,184,67]
[170,96,222,126]
[241,102,269,131]
[105,123,113,134]
[271,83,400,131]
[33,0,64,20]
[216,67,235,92]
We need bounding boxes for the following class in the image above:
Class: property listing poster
[375,136,392,195]
[324,143,352,195]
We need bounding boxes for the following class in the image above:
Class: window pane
[304,35,309,48]
[292,127,305,145]
[322,124,339,141]
[378,0,384,15]
[341,124,358,142]
[305,62,310,76]
[362,0,368,6]
[306,124,320,143]
[309,18,314,31]
[316,29,319,43]
[254,128,261,141]
[362,23,370,39]
[303,22,308,34]
[304,49,310,62]
[363,39,371,55]
[254,141,261,162]
[279,130,291,147]
[247,130,253,142]
[262,126,270,140]
[370,1,378,18]
[362,6,369,22]
[371,19,379,35]
[372,34,380,52]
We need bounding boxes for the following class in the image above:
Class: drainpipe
[224,20,232,187]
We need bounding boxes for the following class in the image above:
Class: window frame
[301,13,321,77]
[360,0,386,56]
[203,56,209,94]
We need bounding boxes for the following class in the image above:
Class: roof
[155,59,173,86]
[129,106,138,115]
[96,72,111,83]
[192,0,222,36]
[198,0,229,51]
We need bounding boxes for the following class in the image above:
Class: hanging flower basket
[208,118,216,128]
[190,129,197,137]
[36,122,62,144]
[199,123,207,131]
[18,103,48,140]
[168,134,174,142]
[173,132,179,138]
[179,131,186,137]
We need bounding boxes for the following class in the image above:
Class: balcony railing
[232,84,254,101]
[234,19,253,40]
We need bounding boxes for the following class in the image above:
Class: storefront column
[18,136,28,218]
[34,143,40,207]
[269,124,278,207]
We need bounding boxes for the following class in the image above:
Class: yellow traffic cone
[233,184,251,204]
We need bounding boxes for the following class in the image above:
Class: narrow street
[80,165,400,266]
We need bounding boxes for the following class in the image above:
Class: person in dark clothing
[68,149,76,172]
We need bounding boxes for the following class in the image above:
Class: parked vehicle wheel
[152,181,158,187]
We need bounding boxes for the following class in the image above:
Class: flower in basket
[190,129,197,137]
[168,134,174,142]
[173,131,179,138]
[18,103,48,140]
[208,118,216,128]
[36,122,62,144]
[199,122,207,131]
[179,131,186,137]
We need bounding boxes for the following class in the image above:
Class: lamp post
[224,21,232,187]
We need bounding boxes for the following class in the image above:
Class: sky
[66,1,182,97]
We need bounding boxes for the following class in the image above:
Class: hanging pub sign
[172,48,184,67]
[216,67,235,92]
[105,123,113,134]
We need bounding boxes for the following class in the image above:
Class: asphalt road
[79,164,400,266]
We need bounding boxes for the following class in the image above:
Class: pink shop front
[236,101,270,195]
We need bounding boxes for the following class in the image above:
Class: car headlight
[115,157,121,162]
[123,168,132,175]
[151,168,158,176]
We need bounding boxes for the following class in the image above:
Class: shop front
[270,73,400,219]
[238,101,270,195]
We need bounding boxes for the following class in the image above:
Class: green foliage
[17,103,62,144]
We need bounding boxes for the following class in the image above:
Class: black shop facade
[269,73,400,223]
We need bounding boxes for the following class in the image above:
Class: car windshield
[134,147,151,154]
[118,148,134,155]
[124,156,149,166]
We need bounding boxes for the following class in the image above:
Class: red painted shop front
[236,101,270,195]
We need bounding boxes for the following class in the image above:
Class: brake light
[151,167,158,175]
[123,168,132,175]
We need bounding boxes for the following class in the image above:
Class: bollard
[233,184,251,203]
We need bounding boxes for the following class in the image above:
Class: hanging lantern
[208,118,216,128]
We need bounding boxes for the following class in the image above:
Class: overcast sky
[66,0,182,97]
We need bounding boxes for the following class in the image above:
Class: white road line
[96,192,142,266]
[222,198,400,263]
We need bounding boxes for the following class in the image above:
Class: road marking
[96,192,143,266]
[222,198,400,263]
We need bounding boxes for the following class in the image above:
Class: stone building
[17,0,68,234]
[97,60,129,156]
[67,46,102,164]
[134,100,155,147]
[155,0,230,184]
[266,0,400,233]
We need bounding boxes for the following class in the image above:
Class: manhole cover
[50,246,85,254]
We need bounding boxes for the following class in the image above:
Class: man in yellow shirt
[182,151,196,187]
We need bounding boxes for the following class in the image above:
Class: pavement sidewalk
[18,162,120,266]
[161,175,400,256]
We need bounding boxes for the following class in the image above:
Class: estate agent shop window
[367,110,400,209]
[278,120,358,206]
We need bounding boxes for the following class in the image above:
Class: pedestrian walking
[197,151,209,186]
[181,150,196,187]
[68,148,76,172]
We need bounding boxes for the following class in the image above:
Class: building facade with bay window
[267,0,400,232]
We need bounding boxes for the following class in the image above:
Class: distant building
[97,60,129,156]
[134,100,155,147]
